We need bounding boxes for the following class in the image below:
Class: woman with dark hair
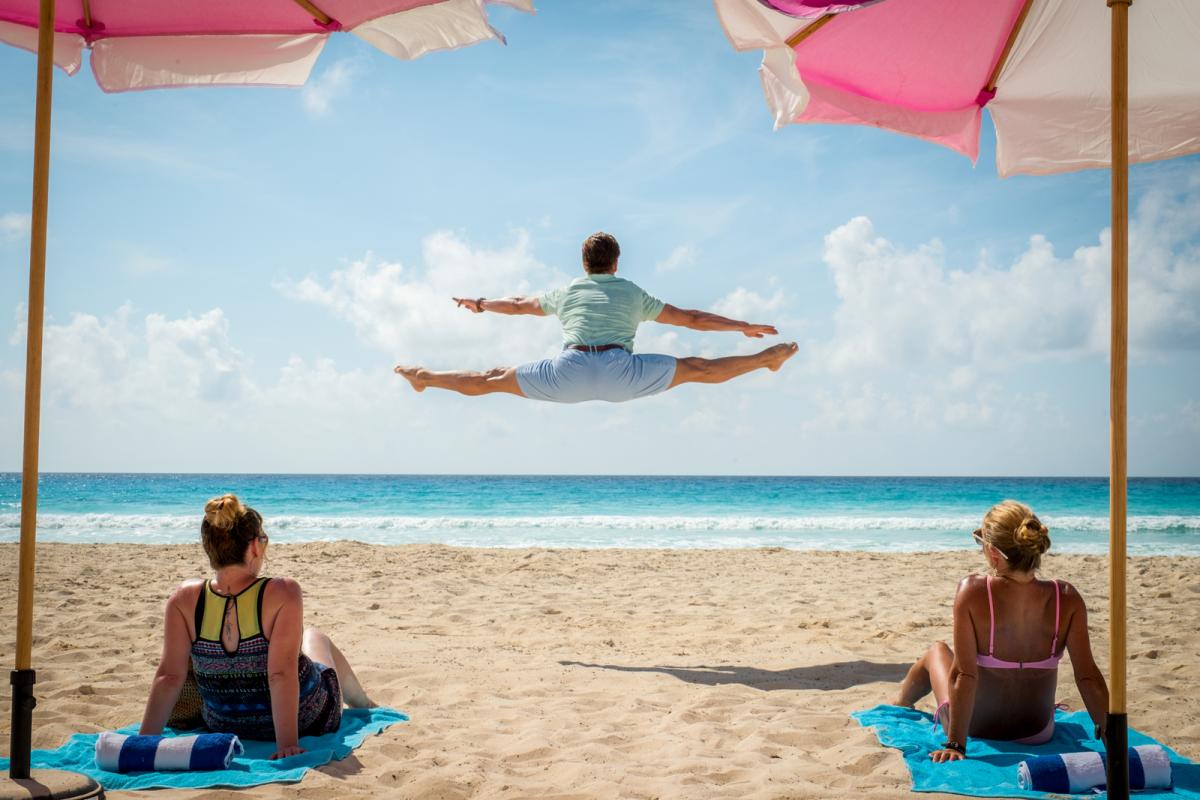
[139,494,373,759]
[894,500,1109,762]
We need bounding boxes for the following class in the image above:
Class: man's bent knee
[483,367,524,396]
[671,357,712,387]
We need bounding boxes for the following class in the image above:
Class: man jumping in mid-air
[394,232,797,403]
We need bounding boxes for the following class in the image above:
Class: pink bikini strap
[1050,580,1061,656]
[933,701,950,734]
[985,575,996,656]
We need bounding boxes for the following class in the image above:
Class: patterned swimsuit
[190,577,342,741]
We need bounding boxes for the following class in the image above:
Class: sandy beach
[1,543,1197,799]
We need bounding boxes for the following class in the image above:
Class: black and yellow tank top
[189,577,328,740]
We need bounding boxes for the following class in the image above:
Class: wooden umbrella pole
[291,0,334,26]
[785,14,833,49]
[985,0,1034,92]
[1106,1,1131,799]
[9,0,55,782]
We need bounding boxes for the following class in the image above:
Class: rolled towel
[95,731,243,773]
[1017,745,1172,793]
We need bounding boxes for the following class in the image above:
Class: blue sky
[1,3,1197,476]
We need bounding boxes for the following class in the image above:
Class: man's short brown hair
[582,232,620,274]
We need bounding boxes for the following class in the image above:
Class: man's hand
[929,749,966,763]
[453,297,485,314]
[741,323,778,338]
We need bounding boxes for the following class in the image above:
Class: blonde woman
[894,500,1109,761]
[139,494,373,759]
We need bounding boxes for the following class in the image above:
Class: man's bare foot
[394,365,428,392]
[762,342,799,371]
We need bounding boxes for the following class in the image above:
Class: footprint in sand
[842,749,892,776]
[384,774,472,800]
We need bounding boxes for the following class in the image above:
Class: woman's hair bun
[204,493,244,531]
[1013,515,1051,555]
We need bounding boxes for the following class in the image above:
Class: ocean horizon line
[4,474,1198,553]
[3,471,1198,480]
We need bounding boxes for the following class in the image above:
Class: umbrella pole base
[8,670,35,780]
[5,671,103,798]
[0,772,104,800]
[1106,712,1129,800]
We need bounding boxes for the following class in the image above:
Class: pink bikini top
[975,575,1062,670]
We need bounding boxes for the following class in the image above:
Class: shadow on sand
[559,659,910,691]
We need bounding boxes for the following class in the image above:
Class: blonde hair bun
[204,493,244,531]
[1013,515,1051,556]
[980,500,1052,572]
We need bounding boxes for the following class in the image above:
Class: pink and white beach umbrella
[0,0,531,92]
[718,0,1200,174]
[1,2,529,796]
[714,1,1200,796]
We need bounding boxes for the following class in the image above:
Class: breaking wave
[2,512,1198,553]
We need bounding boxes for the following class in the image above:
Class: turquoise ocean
[1,474,1198,555]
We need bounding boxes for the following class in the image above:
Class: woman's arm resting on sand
[139,585,196,735]
[453,296,545,315]
[655,303,777,338]
[266,578,306,760]
[932,579,980,763]
[1063,585,1109,736]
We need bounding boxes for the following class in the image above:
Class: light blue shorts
[515,348,677,404]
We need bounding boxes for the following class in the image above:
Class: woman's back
[141,494,369,759]
[186,576,333,740]
[962,573,1075,740]
[897,500,1108,761]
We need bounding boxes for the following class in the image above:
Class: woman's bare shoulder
[1051,578,1087,608]
[957,573,988,594]
[262,576,303,602]
[952,574,988,611]
[168,579,205,604]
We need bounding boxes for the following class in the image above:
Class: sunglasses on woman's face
[972,529,1009,561]
[257,533,269,545]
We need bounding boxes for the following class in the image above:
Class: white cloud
[787,188,1200,445]
[1182,400,1200,434]
[655,244,697,273]
[15,305,254,413]
[794,378,1043,436]
[800,383,902,433]
[0,302,436,471]
[814,185,1200,373]
[943,397,996,427]
[633,326,685,357]
[8,304,26,346]
[279,230,572,368]
[1,212,31,241]
[263,356,400,428]
[711,286,787,322]
[302,59,359,118]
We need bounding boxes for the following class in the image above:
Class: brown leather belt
[566,344,626,353]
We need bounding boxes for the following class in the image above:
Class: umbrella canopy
[716,0,1200,174]
[2,0,530,793]
[0,0,531,92]
[714,1,1200,797]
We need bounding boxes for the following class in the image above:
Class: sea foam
[3,512,1198,553]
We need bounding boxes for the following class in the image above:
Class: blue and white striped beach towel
[94,731,242,773]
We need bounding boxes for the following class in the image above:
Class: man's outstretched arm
[655,304,777,338]
[453,296,546,316]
